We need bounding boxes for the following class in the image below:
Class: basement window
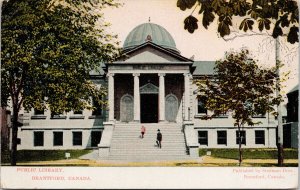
[53,132,63,146]
[198,131,208,145]
[34,131,44,146]
[217,131,227,145]
[72,132,82,146]
[255,130,265,145]
[236,131,246,145]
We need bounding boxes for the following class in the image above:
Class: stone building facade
[15,23,278,159]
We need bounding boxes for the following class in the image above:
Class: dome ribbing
[123,23,179,53]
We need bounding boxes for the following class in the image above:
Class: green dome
[123,23,179,53]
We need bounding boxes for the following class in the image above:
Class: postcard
[1,0,299,189]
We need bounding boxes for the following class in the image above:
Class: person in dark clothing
[156,129,162,148]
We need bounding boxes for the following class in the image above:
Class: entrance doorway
[141,94,158,123]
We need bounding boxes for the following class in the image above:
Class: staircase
[107,123,190,161]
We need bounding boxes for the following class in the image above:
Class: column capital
[107,73,115,77]
[133,73,140,77]
[183,73,191,77]
[158,73,166,77]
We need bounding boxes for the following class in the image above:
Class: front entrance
[141,94,158,123]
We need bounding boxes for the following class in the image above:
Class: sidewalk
[4,155,297,167]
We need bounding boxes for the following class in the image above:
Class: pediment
[140,83,159,94]
[125,49,174,62]
[121,42,192,63]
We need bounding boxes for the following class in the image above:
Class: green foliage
[1,0,120,113]
[177,0,299,44]
[1,149,92,163]
[198,148,298,159]
[1,0,120,165]
[194,49,281,127]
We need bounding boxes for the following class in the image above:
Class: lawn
[1,149,92,163]
[1,148,298,167]
[199,148,298,159]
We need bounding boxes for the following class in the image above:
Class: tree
[194,49,281,166]
[177,0,299,44]
[1,0,120,165]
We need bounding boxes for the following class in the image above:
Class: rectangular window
[72,132,82,146]
[91,131,102,147]
[34,131,44,146]
[197,98,207,114]
[236,131,246,145]
[217,131,227,145]
[34,108,44,115]
[198,131,208,145]
[255,130,265,144]
[53,132,63,146]
[92,98,102,116]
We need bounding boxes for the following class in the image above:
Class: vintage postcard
[1,0,299,189]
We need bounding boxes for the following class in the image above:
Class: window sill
[213,115,229,119]
[69,116,85,119]
[88,115,103,119]
[194,114,208,118]
[50,116,67,120]
[31,115,47,120]
[194,114,229,119]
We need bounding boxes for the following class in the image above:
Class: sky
[102,0,299,94]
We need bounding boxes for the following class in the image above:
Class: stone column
[158,73,166,122]
[108,73,114,121]
[184,73,191,121]
[133,73,140,122]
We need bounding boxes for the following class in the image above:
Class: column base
[159,120,167,123]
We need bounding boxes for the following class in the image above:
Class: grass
[1,148,298,167]
[199,148,298,159]
[1,149,92,163]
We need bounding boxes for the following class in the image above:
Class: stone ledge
[50,116,67,120]
[69,115,85,119]
[31,115,47,120]
[88,115,104,119]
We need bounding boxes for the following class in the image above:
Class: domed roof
[123,23,179,53]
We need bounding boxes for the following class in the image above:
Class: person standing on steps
[156,129,162,148]
[141,125,146,138]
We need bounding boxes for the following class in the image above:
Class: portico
[107,69,192,124]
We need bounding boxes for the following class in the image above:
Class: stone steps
[106,123,189,161]
[106,156,191,161]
